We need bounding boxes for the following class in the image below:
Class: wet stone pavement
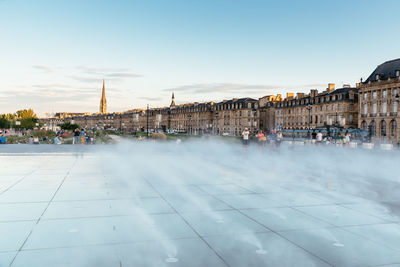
[1,149,400,267]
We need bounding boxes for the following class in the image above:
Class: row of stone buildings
[40,58,400,142]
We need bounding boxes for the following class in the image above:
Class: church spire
[100,79,107,114]
[170,92,176,107]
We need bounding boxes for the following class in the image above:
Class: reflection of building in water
[358,58,400,143]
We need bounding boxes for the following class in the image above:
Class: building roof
[318,87,356,96]
[365,58,400,83]
[217,97,257,105]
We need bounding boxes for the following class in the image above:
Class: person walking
[80,129,85,144]
[316,130,323,145]
[311,130,317,145]
[73,128,80,144]
[241,128,250,147]
[256,130,265,147]
[344,130,351,146]
[276,130,283,148]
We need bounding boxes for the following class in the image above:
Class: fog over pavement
[1,140,400,266]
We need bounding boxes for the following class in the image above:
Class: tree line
[0,109,39,129]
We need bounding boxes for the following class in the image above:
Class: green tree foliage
[59,122,80,131]
[20,118,38,129]
[0,117,10,128]
[0,109,38,129]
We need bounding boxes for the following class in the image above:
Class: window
[363,93,367,100]
[373,92,377,99]
[382,102,387,114]
[383,90,387,98]
[393,101,398,113]
[247,111,251,116]
[391,120,397,136]
[396,70,400,77]
[362,121,367,130]
[349,114,353,123]
[373,103,377,114]
[370,121,376,136]
[363,104,368,115]
[381,120,386,137]
[349,104,354,111]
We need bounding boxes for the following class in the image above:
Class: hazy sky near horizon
[0,0,399,116]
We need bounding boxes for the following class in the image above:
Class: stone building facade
[260,84,358,131]
[358,59,400,142]
[39,59,400,143]
[41,95,259,136]
[259,95,282,132]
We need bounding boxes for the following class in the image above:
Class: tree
[0,118,10,128]
[20,118,38,129]
[59,122,80,131]
[16,109,37,119]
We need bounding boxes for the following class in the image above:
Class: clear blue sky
[0,0,399,116]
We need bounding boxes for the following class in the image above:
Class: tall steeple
[100,79,107,114]
[170,92,176,107]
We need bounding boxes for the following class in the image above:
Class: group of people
[241,128,283,147]
[73,128,92,145]
[311,129,351,146]
[240,128,352,147]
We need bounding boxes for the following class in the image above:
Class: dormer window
[396,70,400,77]
[376,74,380,80]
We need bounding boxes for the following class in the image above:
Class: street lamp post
[306,104,312,138]
[119,115,122,132]
[395,94,399,142]
[188,114,192,135]
[146,104,149,138]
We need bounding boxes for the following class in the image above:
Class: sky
[0,0,399,116]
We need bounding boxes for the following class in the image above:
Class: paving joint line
[8,158,78,267]
[143,177,231,267]
[210,192,334,267]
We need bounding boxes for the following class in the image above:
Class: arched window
[390,120,397,137]
[361,121,367,130]
[380,120,386,137]
[370,121,376,136]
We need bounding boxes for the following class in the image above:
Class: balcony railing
[361,114,367,118]
[390,112,398,116]
[371,113,377,117]
[379,113,387,117]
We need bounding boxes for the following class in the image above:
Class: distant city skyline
[1,0,399,116]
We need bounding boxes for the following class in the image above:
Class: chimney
[310,89,318,98]
[296,93,305,99]
[327,83,335,91]
[286,93,294,100]
[343,84,350,88]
